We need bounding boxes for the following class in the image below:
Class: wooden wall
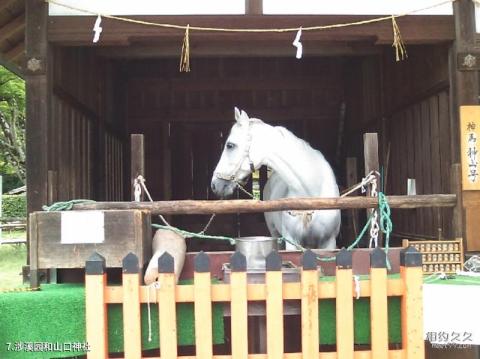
[124,57,346,244]
[48,47,126,203]
[383,45,453,239]
[45,46,455,245]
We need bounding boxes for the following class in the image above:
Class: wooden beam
[0,13,25,42]
[95,41,381,58]
[0,0,21,11]
[72,194,457,215]
[0,53,23,77]
[5,41,24,61]
[48,15,454,45]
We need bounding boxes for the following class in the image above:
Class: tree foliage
[0,66,25,184]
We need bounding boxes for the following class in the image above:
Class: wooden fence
[84,247,424,359]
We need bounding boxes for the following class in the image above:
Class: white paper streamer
[292,27,303,59]
[93,15,103,43]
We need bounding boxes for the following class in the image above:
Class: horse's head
[211,107,262,198]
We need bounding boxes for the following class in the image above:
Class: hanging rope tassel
[179,24,191,72]
[391,16,407,62]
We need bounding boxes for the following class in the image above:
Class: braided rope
[42,199,96,212]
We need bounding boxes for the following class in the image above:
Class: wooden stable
[84,247,424,359]
[5,0,474,254]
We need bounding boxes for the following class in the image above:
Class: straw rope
[45,0,455,33]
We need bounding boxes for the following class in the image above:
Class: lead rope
[146,281,160,342]
[368,174,380,248]
[135,175,220,236]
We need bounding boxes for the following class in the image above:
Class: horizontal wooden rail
[104,278,405,303]
[74,194,456,214]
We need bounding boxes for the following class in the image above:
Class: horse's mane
[248,118,321,157]
[273,125,317,154]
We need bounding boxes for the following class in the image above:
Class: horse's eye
[226,142,236,150]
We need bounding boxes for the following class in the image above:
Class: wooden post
[85,252,108,359]
[194,252,213,359]
[400,246,424,359]
[363,133,382,246]
[25,0,49,214]
[230,252,249,359]
[451,0,478,250]
[130,134,145,201]
[335,248,354,359]
[450,163,464,240]
[25,0,49,263]
[345,157,359,243]
[301,250,319,358]
[265,251,284,359]
[122,253,142,358]
[245,0,263,15]
[28,212,39,288]
[158,252,178,359]
[364,133,380,182]
[370,248,389,359]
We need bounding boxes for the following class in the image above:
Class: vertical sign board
[460,106,480,251]
[460,106,480,190]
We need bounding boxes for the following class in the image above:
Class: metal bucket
[235,236,278,270]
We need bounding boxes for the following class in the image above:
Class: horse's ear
[234,107,249,123]
[234,107,242,122]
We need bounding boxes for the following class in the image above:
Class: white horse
[211,108,340,249]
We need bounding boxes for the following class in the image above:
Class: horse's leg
[317,236,336,250]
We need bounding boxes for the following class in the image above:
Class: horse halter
[215,120,255,183]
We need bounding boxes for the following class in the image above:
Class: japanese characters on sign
[460,107,480,190]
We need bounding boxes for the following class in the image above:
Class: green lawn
[1,229,26,240]
[0,230,27,288]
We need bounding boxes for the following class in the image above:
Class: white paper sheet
[423,283,480,345]
[61,211,105,244]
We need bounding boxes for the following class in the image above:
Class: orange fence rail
[84,247,424,359]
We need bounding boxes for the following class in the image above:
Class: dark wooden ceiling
[0,0,25,77]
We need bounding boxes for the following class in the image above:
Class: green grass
[1,229,26,240]
[0,237,27,288]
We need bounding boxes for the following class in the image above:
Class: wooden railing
[84,247,424,359]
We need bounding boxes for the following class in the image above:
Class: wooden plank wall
[48,47,125,202]
[383,45,453,239]
[124,57,345,244]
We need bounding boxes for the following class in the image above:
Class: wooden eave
[48,14,454,57]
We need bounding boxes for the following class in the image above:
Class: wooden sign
[460,106,480,190]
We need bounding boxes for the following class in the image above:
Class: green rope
[152,223,236,245]
[378,192,393,270]
[42,199,96,212]
[279,215,373,262]
[277,192,393,266]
